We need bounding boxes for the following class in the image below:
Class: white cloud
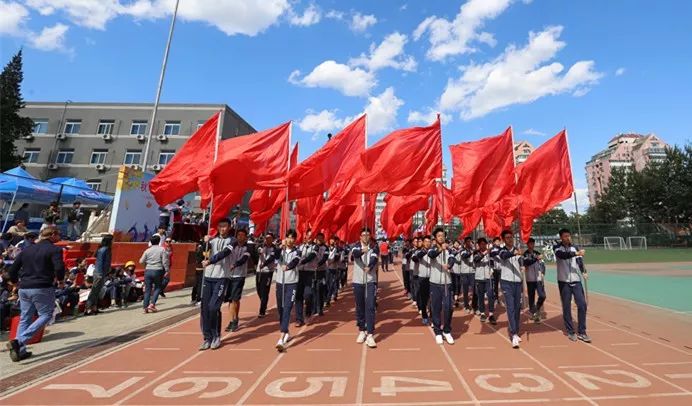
[349,32,417,72]
[350,12,377,33]
[325,10,344,20]
[289,4,321,27]
[28,23,70,52]
[0,1,29,36]
[289,60,377,97]
[26,0,123,30]
[298,109,350,138]
[615,67,626,76]
[439,26,603,120]
[522,128,546,136]
[413,0,512,61]
[561,188,589,214]
[407,109,452,125]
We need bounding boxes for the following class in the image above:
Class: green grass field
[572,248,692,264]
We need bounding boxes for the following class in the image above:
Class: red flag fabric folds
[357,117,442,196]
[207,122,290,196]
[150,112,219,206]
[450,127,516,236]
[289,115,365,199]
[516,130,574,241]
[434,183,455,224]
[209,191,245,236]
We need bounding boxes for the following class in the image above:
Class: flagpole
[201,108,223,303]
[563,127,582,245]
[142,0,180,171]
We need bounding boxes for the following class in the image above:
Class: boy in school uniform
[313,233,328,316]
[492,230,525,348]
[326,236,340,306]
[208,229,251,333]
[554,228,590,343]
[295,229,316,327]
[409,237,421,309]
[401,239,412,298]
[199,218,235,350]
[523,238,547,323]
[450,240,462,307]
[338,240,349,291]
[350,227,379,348]
[428,228,456,345]
[473,238,497,324]
[459,237,477,313]
[275,229,302,352]
[489,237,503,308]
[412,235,433,325]
[256,233,279,318]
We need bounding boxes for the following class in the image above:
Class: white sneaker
[356,331,367,344]
[276,336,285,352]
[365,334,377,348]
[517,335,522,342]
[512,335,520,348]
[443,333,454,345]
[283,333,291,343]
[435,335,444,345]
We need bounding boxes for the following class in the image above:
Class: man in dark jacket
[7,226,65,362]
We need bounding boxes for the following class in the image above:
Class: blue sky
[2,0,691,212]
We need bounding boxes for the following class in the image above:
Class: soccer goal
[627,236,648,250]
[604,236,626,250]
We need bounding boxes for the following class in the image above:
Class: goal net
[604,236,626,250]
[627,236,648,250]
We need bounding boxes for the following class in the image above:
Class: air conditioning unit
[152,164,163,172]
[56,133,67,141]
[136,134,146,142]
[48,163,59,170]
[129,164,141,171]
[23,134,34,141]
[157,134,168,142]
[95,164,107,171]
[102,133,113,141]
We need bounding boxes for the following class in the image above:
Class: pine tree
[0,50,34,171]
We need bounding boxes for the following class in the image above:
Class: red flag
[392,195,429,224]
[516,130,574,241]
[450,127,516,236]
[289,115,365,199]
[425,196,437,234]
[206,122,290,196]
[209,191,245,236]
[434,183,455,224]
[381,194,419,238]
[296,195,323,242]
[339,194,376,242]
[357,117,442,196]
[150,112,219,206]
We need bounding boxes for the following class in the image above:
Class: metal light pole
[142,0,180,171]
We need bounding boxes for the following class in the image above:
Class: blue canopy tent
[46,177,113,205]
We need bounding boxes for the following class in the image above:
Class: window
[64,120,81,134]
[90,149,108,165]
[97,120,115,135]
[196,120,205,131]
[22,148,40,163]
[163,121,180,136]
[130,120,147,135]
[158,151,175,165]
[33,119,48,134]
[86,180,101,191]
[56,149,74,164]
[124,150,142,165]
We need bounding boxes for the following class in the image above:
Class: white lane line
[373,369,445,374]
[611,342,640,346]
[143,347,180,351]
[279,370,350,374]
[557,364,620,369]
[666,373,692,379]
[183,371,254,374]
[78,370,155,374]
[356,343,367,405]
[468,367,534,372]
[644,361,692,366]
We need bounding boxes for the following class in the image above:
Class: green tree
[0,50,34,171]
[536,208,569,224]
[588,167,630,223]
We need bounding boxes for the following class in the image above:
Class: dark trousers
[200,277,226,342]
[327,268,339,302]
[86,276,105,308]
[501,280,523,337]
[295,271,314,323]
[402,270,411,294]
[143,269,164,308]
[475,280,495,314]
[411,274,420,304]
[451,273,461,297]
[160,276,169,294]
[191,270,203,302]
[527,281,546,314]
[380,255,389,271]
[276,283,297,333]
[417,277,431,319]
[353,282,377,334]
[430,282,453,335]
[460,273,475,309]
[492,269,501,304]
[313,270,326,315]
[339,268,347,289]
[256,272,274,315]
[558,281,587,335]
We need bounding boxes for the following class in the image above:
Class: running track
[2,262,691,406]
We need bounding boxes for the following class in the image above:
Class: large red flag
[381,194,421,238]
[209,190,245,235]
[434,183,455,224]
[150,112,219,206]
[450,127,516,236]
[339,194,376,242]
[392,194,429,224]
[295,195,323,242]
[206,122,290,196]
[289,115,365,199]
[516,130,574,241]
[357,117,442,196]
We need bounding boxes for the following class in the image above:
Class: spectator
[190,238,206,305]
[1,233,13,257]
[41,202,60,231]
[0,268,17,332]
[13,203,30,225]
[14,232,37,255]
[8,219,29,239]
[139,235,170,313]
[66,201,84,241]
[85,235,112,316]
[55,272,80,317]
[7,226,65,362]
[159,237,173,298]
[150,226,167,247]
[158,207,171,231]
[110,265,133,308]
